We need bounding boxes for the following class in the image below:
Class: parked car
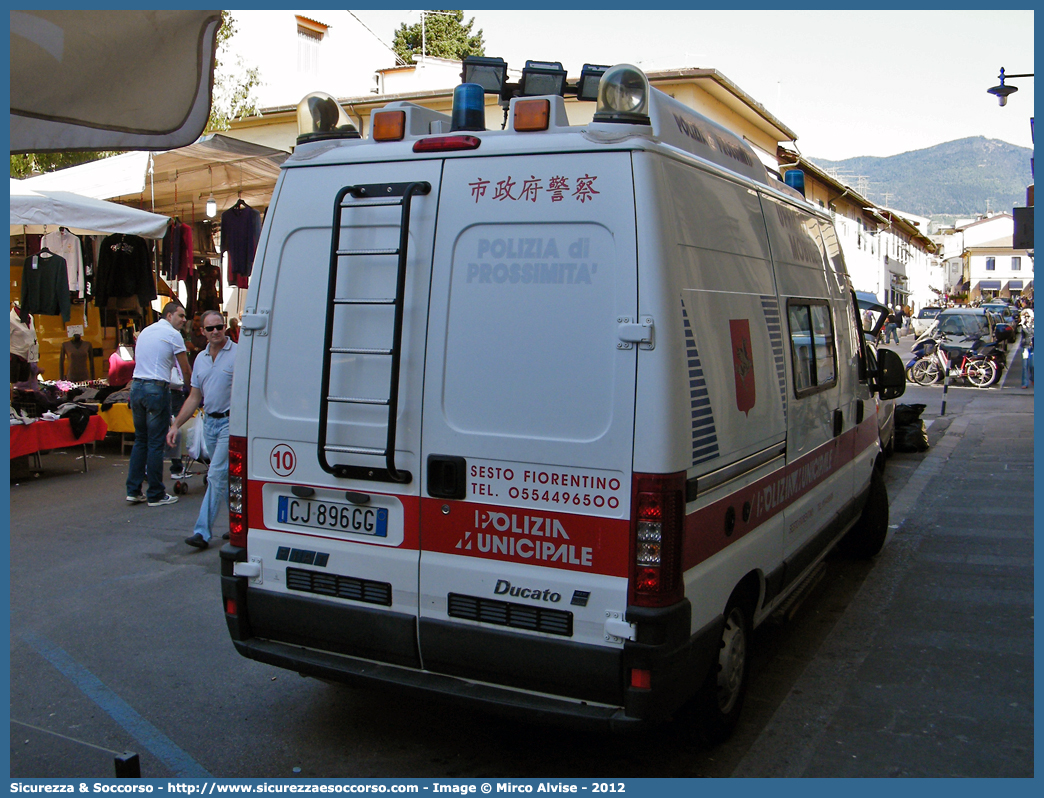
[917,307,1001,354]
[910,306,943,337]
[981,302,1018,342]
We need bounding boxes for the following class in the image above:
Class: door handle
[427,455,467,500]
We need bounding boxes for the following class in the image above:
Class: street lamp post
[987,67,1033,107]
[987,68,1034,254]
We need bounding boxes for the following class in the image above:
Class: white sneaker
[147,494,178,507]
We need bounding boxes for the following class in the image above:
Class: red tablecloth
[10,415,109,459]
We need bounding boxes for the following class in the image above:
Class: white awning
[19,152,151,199]
[18,135,288,220]
[10,10,221,152]
[10,179,169,239]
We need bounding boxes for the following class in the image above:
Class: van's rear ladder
[317,181,431,483]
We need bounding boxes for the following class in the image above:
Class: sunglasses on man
[204,323,225,332]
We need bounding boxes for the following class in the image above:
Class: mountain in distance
[808,137,1033,227]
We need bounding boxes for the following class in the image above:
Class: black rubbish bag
[894,403,926,428]
[895,419,929,453]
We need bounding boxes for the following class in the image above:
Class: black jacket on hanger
[95,234,157,309]
[20,249,71,322]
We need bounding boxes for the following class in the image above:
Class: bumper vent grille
[286,567,392,606]
[447,593,573,637]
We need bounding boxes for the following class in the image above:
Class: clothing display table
[97,402,134,454]
[98,402,134,432]
[10,415,108,472]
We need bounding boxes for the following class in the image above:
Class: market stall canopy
[10,10,221,153]
[10,179,169,239]
[19,134,288,220]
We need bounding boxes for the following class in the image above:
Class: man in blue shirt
[166,309,236,549]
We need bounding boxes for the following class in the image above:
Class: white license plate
[276,496,388,537]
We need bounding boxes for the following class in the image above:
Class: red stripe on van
[421,499,631,577]
[681,418,878,570]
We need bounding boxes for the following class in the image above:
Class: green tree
[392,10,484,63]
[206,10,261,133]
[10,151,118,179]
[11,11,259,178]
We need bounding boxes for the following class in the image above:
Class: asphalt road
[7,336,1029,778]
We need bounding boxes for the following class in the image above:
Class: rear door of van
[417,151,639,688]
[241,157,442,665]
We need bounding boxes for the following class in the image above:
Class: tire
[910,357,940,385]
[966,359,997,388]
[838,468,889,559]
[694,588,753,744]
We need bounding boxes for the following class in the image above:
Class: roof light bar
[450,83,486,132]
[519,60,567,97]
[295,92,360,144]
[593,64,651,124]
[513,99,550,132]
[372,110,405,142]
[576,64,610,102]
[784,169,806,197]
[461,55,508,95]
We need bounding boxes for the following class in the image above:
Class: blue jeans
[1022,343,1034,387]
[126,380,171,502]
[884,323,899,344]
[194,415,229,541]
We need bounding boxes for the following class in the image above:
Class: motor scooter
[907,333,1003,387]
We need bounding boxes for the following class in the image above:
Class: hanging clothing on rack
[162,220,183,281]
[41,227,86,299]
[221,199,261,289]
[20,248,71,322]
[95,233,156,309]
[162,220,196,282]
[81,235,96,301]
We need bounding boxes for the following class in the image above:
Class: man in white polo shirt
[126,302,191,507]
[167,309,236,549]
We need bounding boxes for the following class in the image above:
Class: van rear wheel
[694,590,752,744]
[838,468,889,559]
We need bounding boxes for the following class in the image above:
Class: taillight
[228,435,247,547]
[630,472,686,608]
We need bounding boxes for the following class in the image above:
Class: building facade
[933,214,1033,302]
[778,150,942,311]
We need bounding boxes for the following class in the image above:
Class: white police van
[221,60,906,739]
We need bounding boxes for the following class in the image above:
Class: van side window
[787,299,837,397]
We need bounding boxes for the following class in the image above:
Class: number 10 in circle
[271,444,296,476]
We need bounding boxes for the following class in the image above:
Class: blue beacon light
[451,83,486,132]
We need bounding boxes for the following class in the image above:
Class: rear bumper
[220,545,721,730]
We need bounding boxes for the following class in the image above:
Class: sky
[347,8,1034,161]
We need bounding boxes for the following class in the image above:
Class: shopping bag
[182,412,210,462]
